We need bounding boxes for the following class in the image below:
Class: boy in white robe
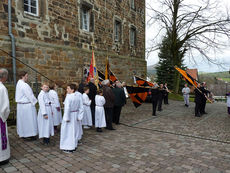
[37,83,54,145]
[82,86,92,129]
[0,69,10,165]
[74,86,84,146]
[95,89,106,132]
[49,83,62,133]
[15,71,38,140]
[60,84,80,153]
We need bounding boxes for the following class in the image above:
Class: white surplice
[74,91,84,144]
[82,93,92,126]
[95,95,106,128]
[49,90,62,126]
[0,82,10,162]
[15,79,38,138]
[37,90,54,138]
[60,93,79,150]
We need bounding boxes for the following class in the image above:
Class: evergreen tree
[156,35,186,91]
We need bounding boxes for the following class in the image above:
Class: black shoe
[158,109,162,111]
[152,114,156,116]
[0,159,9,166]
[96,128,102,132]
[108,128,116,130]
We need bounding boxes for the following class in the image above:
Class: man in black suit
[151,84,159,116]
[88,78,97,125]
[200,82,210,115]
[158,84,165,111]
[194,83,203,117]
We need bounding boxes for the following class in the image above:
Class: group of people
[182,82,211,117]
[150,83,169,116]
[0,68,127,165]
[151,81,212,117]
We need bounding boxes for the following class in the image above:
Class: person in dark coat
[194,83,203,117]
[163,83,169,104]
[88,78,97,125]
[158,84,165,111]
[200,82,210,115]
[102,80,115,130]
[78,78,87,94]
[112,82,126,124]
[151,84,159,116]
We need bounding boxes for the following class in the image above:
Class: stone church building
[0,0,146,85]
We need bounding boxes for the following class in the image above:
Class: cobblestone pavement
[1,100,230,173]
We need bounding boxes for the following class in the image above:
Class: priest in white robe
[82,87,92,128]
[37,83,54,144]
[60,84,79,153]
[95,90,106,132]
[49,83,62,131]
[0,68,10,165]
[15,71,38,139]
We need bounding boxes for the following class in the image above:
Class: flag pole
[174,66,213,103]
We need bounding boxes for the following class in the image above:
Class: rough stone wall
[0,0,146,85]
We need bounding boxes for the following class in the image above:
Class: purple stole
[0,118,7,150]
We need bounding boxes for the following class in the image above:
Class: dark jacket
[194,88,203,103]
[200,87,210,101]
[88,82,97,106]
[151,88,160,101]
[103,86,115,108]
[112,87,126,107]
[158,88,166,100]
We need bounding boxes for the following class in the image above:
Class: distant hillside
[147,64,157,75]
[199,71,230,82]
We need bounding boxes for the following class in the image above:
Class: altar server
[0,69,10,165]
[37,82,54,145]
[15,71,38,139]
[82,86,92,129]
[95,89,106,132]
[49,83,62,132]
[74,84,84,145]
[60,84,79,153]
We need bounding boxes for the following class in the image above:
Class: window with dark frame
[130,0,135,10]
[80,4,94,32]
[24,0,38,16]
[114,20,122,42]
[130,27,136,46]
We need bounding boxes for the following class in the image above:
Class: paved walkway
[1,100,230,173]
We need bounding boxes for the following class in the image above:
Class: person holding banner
[194,84,203,117]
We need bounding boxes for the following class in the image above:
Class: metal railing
[0,48,55,97]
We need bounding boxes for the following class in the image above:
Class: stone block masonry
[0,0,146,84]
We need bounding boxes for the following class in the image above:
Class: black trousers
[195,102,201,116]
[113,106,122,124]
[200,101,207,114]
[158,98,163,111]
[105,108,114,129]
[90,105,95,125]
[152,100,158,115]
[164,94,168,104]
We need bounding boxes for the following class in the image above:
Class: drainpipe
[8,0,17,86]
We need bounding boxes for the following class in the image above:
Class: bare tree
[147,0,230,93]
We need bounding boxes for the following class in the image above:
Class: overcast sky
[146,0,230,72]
